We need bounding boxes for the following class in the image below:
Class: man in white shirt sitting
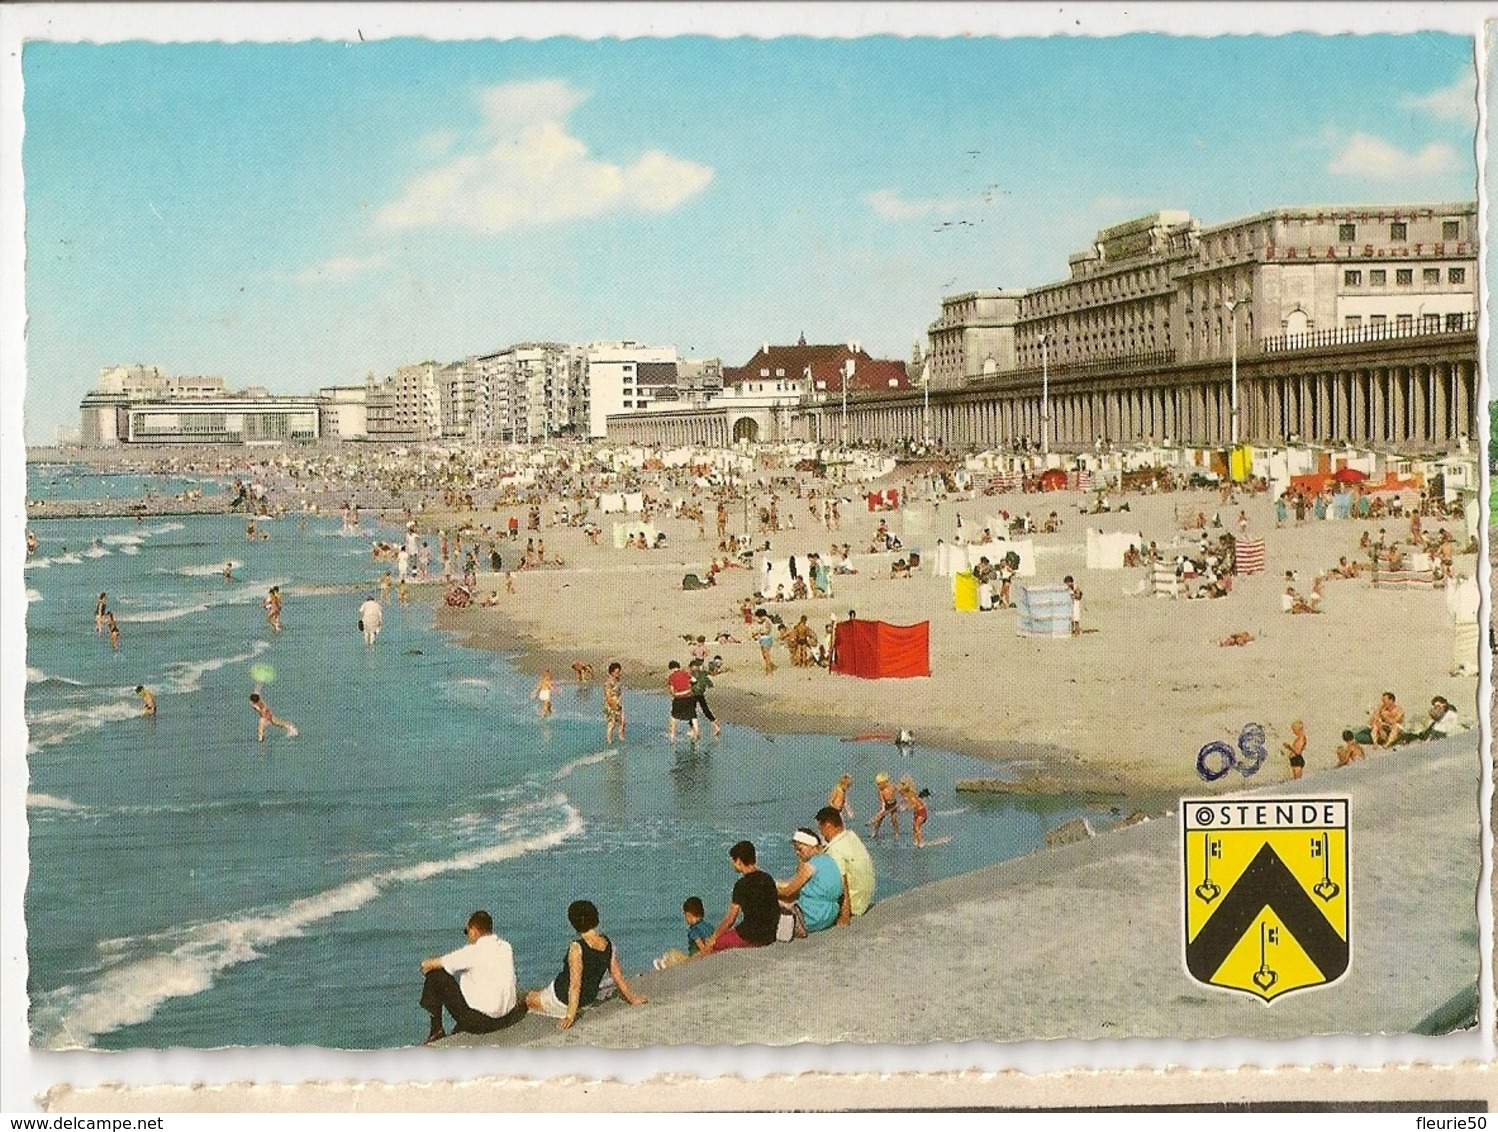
[419,909,526,1043]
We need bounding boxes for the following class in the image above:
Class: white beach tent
[611,520,658,549]
[1085,529,1145,569]
[989,537,1037,577]
[758,557,795,599]
[598,492,627,514]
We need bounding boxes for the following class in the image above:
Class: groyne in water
[27,497,235,521]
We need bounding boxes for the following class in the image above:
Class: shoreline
[431,595,1157,802]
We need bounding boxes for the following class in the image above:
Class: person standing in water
[95,592,108,635]
[135,685,156,716]
[264,586,283,633]
[358,593,384,646]
[249,688,298,742]
[532,669,555,719]
[604,662,626,744]
[224,561,235,583]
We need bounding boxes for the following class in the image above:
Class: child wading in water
[899,777,930,847]
[532,669,555,718]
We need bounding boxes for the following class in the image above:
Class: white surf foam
[30,797,584,1048]
[162,640,271,695]
[553,750,615,780]
[81,544,111,558]
[27,792,85,811]
[27,667,85,687]
[26,588,43,602]
[177,560,242,577]
[26,697,143,753]
[116,578,288,624]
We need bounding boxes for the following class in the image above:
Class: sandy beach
[426,478,1476,797]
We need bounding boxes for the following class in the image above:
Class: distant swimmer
[135,685,156,716]
[224,561,235,582]
[264,586,282,633]
[106,611,120,652]
[26,530,38,556]
[95,592,108,634]
[249,690,297,742]
[358,593,384,646]
[247,520,257,540]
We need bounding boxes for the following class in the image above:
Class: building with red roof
[722,334,911,397]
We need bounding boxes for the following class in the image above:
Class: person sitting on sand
[776,828,844,934]
[480,590,500,607]
[654,896,715,970]
[1368,691,1405,747]
[1218,631,1254,647]
[816,806,874,919]
[418,909,526,1043]
[1336,730,1366,767]
[525,900,647,1029]
[703,841,781,952]
[1282,720,1307,780]
[1408,695,1465,741]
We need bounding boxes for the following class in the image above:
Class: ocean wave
[27,792,85,812]
[115,579,288,624]
[176,560,242,577]
[26,642,271,751]
[27,667,86,687]
[552,750,615,780]
[81,545,111,558]
[26,588,42,603]
[118,544,139,555]
[161,640,271,695]
[30,797,584,1049]
[25,552,83,570]
[25,697,143,753]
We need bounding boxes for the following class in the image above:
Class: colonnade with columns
[604,347,1476,455]
[813,355,1476,452]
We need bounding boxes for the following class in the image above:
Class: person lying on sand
[1218,631,1254,647]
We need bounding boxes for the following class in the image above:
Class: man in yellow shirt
[816,806,875,922]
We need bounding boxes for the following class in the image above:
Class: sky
[16,23,1479,445]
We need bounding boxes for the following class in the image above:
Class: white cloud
[1399,74,1476,122]
[864,188,973,221]
[1326,132,1461,181]
[294,254,387,283]
[378,80,714,234]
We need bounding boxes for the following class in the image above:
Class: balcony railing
[1260,312,1475,353]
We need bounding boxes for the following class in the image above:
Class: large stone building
[931,203,1478,383]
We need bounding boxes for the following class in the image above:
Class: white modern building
[318,384,371,440]
[584,341,680,438]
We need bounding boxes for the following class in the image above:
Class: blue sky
[20,31,1477,444]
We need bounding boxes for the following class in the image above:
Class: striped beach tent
[1235,537,1266,575]
[1371,569,1440,590]
[1151,562,1181,598]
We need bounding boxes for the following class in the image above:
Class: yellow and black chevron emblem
[1182,798,1349,1003]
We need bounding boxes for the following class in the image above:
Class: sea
[23,464,1105,1050]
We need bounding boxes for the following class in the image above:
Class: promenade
[448,734,1480,1048]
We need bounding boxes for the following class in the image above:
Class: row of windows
[1343,313,1466,330]
[1338,220,1461,243]
[1344,267,1465,287]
